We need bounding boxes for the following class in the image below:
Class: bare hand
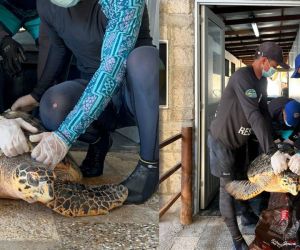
[11,94,38,112]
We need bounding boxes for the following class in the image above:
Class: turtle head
[12,163,55,203]
[280,175,298,196]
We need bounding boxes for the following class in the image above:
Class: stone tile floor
[0,132,158,250]
[159,211,255,250]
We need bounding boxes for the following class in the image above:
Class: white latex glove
[271,150,289,175]
[288,153,300,175]
[11,94,39,112]
[0,117,38,157]
[30,132,69,168]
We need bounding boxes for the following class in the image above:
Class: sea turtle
[225,145,300,200]
[0,111,128,217]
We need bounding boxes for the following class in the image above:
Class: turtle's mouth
[280,176,298,196]
[290,185,298,196]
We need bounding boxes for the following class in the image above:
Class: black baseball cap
[256,42,290,69]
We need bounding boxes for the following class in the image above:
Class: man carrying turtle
[0,0,159,205]
[207,42,290,250]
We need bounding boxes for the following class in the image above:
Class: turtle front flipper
[46,182,128,217]
[225,180,264,200]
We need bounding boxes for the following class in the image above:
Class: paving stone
[171,237,199,250]
[0,200,59,241]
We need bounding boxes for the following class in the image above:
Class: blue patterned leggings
[39,46,159,162]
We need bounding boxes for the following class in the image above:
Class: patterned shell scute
[247,153,273,179]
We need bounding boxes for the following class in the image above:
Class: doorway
[194,0,300,212]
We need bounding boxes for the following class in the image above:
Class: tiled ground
[159,211,255,250]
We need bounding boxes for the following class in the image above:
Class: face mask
[262,66,276,78]
[50,0,80,8]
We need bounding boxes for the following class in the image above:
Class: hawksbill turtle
[226,145,300,200]
[0,111,128,217]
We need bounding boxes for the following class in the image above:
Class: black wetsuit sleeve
[30,17,72,101]
[135,4,153,47]
[233,76,276,153]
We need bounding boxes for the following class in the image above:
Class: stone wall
[159,0,195,201]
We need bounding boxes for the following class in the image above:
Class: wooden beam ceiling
[212,6,290,14]
[225,32,296,42]
[225,15,300,25]
[225,25,299,36]
[238,53,289,60]
[227,45,292,53]
[231,50,290,56]
[226,41,293,48]
[225,38,295,46]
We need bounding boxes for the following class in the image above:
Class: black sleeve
[233,75,276,154]
[134,4,153,47]
[260,81,277,140]
[30,16,72,101]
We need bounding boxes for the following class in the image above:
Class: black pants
[39,46,159,162]
[207,133,252,239]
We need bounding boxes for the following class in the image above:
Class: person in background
[0,0,39,111]
[291,53,300,79]
[207,42,290,250]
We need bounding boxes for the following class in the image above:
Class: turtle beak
[291,184,298,196]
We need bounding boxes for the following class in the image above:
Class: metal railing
[159,127,193,225]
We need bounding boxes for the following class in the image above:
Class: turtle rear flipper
[46,182,128,217]
[225,180,264,200]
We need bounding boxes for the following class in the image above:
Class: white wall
[224,50,244,86]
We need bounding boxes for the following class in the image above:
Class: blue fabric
[55,0,145,146]
[278,130,293,140]
[24,17,40,41]
[0,4,20,35]
[291,54,300,78]
[0,2,39,39]
[284,100,300,127]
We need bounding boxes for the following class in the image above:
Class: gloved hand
[0,117,38,157]
[30,132,69,168]
[11,94,39,112]
[271,150,289,175]
[0,36,26,77]
[288,153,300,175]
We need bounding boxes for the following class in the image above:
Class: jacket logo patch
[238,127,252,136]
[245,89,257,98]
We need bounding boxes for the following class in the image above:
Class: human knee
[126,46,159,89]
[127,46,159,66]
[39,82,75,130]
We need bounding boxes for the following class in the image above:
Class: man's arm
[55,0,146,146]
[30,16,72,101]
[233,76,276,153]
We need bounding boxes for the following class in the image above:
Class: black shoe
[80,134,113,177]
[121,159,159,204]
